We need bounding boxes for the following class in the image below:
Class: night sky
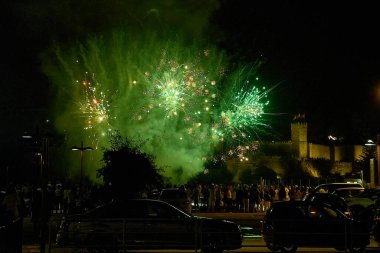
[2,0,380,180]
[211,1,380,143]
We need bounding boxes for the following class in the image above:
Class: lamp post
[22,132,50,253]
[376,135,380,187]
[72,141,93,187]
[365,135,380,187]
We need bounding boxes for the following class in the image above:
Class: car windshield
[303,193,349,213]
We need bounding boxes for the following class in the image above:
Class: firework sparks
[215,66,275,143]
[137,47,222,128]
[75,71,115,147]
[45,32,277,181]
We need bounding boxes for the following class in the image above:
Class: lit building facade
[227,114,365,181]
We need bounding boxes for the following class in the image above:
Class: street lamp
[72,141,93,187]
[365,135,380,187]
[22,131,50,253]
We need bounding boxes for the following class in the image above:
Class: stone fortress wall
[227,114,365,181]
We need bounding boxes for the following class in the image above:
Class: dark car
[56,198,242,253]
[373,206,380,242]
[262,196,370,253]
[344,188,380,210]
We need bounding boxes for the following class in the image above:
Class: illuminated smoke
[43,32,274,183]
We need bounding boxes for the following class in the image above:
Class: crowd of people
[0,179,317,252]
[0,181,111,252]
[2,180,315,220]
[178,182,313,213]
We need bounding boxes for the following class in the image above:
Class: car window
[268,204,305,219]
[146,201,186,219]
[308,205,338,219]
[117,201,149,218]
[288,206,306,218]
[84,201,148,219]
[306,193,348,213]
[85,203,114,218]
[322,206,338,218]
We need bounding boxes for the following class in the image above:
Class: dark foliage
[281,156,312,183]
[353,145,377,182]
[188,158,233,185]
[238,166,277,185]
[97,135,165,199]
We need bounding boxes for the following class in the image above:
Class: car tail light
[374,214,380,222]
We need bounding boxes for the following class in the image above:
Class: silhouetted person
[31,186,42,238]
[1,184,24,253]
[279,184,286,201]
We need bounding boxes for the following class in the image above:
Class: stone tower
[291,114,308,158]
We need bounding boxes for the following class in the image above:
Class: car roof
[317,182,363,187]
[161,188,183,191]
[333,187,365,191]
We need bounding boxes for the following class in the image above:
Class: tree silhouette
[188,158,234,185]
[353,145,376,182]
[97,135,165,199]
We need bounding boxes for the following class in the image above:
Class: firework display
[45,32,274,181]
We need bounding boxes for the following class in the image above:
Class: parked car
[313,182,363,193]
[262,195,370,253]
[159,188,192,214]
[56,198,242,253]
[340,188,380,224]
[304,192,375,234]
[331,187,365,198]
[344,188,380,209]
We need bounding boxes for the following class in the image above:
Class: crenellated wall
[308,144,364,162]
[309,143,330,160]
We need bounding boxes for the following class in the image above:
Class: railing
[41,214,371,253]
